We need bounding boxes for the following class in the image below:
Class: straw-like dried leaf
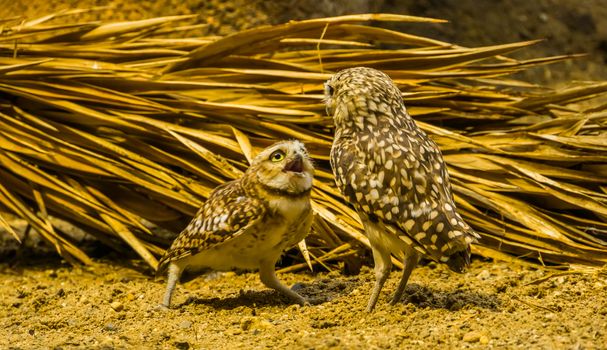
[0,11,606,272]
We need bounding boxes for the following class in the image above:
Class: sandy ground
[2,2,607,349]
[1,256,606,350]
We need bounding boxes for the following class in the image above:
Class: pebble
[179,320,192,329]
[539,12,548,22]
[224,328,242,336]
[240,317,273,331]
[291,283,306,291]
[462,331,490,344]
[240,318,254,331]
[476,270,491,280]
[104,323,118,332]
[174,341,190,350]
[463,331,482,343]
[110,301,124,312]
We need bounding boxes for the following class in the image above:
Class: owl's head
[249,140,314,195]
[324,67,404,127]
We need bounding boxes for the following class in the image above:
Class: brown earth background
[1,1,607,349]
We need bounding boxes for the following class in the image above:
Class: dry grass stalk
[1,10,606,272]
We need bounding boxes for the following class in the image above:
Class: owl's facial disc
[251,140,314,194]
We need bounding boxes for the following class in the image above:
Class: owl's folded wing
[332,135,477,264]
[157,181,265,274]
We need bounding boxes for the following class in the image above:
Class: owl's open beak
[283,155,304,173]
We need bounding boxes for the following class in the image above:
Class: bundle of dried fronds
[1,10,606,272]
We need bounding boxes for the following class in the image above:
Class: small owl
[325,67,480,312]
[157,140,314,308]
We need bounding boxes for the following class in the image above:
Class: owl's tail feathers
[443,227,480,273]
[445,244,471,273]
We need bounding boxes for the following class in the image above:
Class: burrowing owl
[157,140,314,308]
[325,67,480,312]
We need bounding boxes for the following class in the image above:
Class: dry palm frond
[1,11,607,272]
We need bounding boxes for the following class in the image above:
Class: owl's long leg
[259,258,307,305]
[162,263,183,308]
[366,245,392,312]
[390,247,420,305]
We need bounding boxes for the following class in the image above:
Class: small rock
[224,328,242,336]
[179,320,192,329]
[544,312,556,320]
[173,341,190,350]
[104,323,118,332]
[240,317,252,331]
[312,320,337,329]
[240,317,273,331]
[539,12,548,22]
[463,331,482,343]
[476,270,491,280]
[479,335,490,345]
[291,283,306,291]
[125,293,136,302]
[325,338,340,347]
[110,301,124,312]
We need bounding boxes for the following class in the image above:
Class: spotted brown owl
[325,67,480,312]
[157,140,314,308]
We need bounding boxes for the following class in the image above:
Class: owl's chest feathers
[266,195,310,223]
[186,196,310,271]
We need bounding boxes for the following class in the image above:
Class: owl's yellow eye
[269,150,286,162]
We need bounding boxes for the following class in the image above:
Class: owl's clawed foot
[154,303,171,311]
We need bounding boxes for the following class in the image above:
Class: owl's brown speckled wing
[330,107,478,269]
[157,180,265,274]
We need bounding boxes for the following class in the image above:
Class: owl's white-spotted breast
[157,140,314,308]
[325,67,480,312]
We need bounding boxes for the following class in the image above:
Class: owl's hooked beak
[283,154,304,173]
